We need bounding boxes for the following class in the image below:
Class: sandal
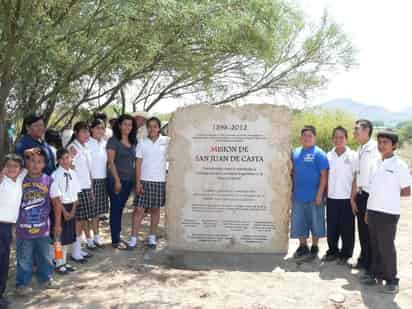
[112,240,129,250]
[81,251,93,259]
[55,265,69,275]
[65,264,77,272]
[70,256,88,264]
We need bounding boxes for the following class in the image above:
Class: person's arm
[350,178,359,215]
[135,158,144,194]
[107,149,122,194]
[52,198,63,239]
[316,170,328,206]
[399,163,412,197]
[70,201,79,219]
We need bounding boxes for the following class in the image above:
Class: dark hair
[109,118,117,129]
[24,148,47,161]
[66,121,89,147]
[355,119,373,137]
[113,114,137,145]
[377,130,399,145]
[56,148,70,161]
[146,117,161,129]
[45,128,63,149]
[3,153,24,168]
[89,118,106,138]
[301,125,316,136]
[93,112,108,122]
[332,126,348,139]
[20,113,44,135]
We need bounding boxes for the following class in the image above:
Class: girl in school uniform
[50,148,81,274]
[67,122,96,261]
[129,117,169,249]
[87,118,109,247]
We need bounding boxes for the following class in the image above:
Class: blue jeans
[16,237,53,287]
[291,200,326,239]
[107,179,133,244]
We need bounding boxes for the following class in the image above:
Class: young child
[15,148,58,296]
[67,122,96,259]
[361,131,412,294]
[0,154,26,307]
[50,148,81,274]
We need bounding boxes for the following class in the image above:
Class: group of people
[0,111,169,307]
[0,112,410,307]
[291,119,411,294]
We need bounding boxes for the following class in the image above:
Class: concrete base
[162,249,287,272]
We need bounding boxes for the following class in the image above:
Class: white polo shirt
[355,139,380,193]
[136,136,169,182]
[68,140,92,189]
[87,137,107,179]
[327,147,356,199]
[50,167,81,204]
[367,156,412,215]
[0,170,27,223]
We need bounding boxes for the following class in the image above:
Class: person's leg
[326,198,340,256]
[340,199,355,259]
[16,239,34,288]
[0,223,12,298]
[356,192,371,269]
[149,208,161,235]
[378,213,400,286]
[291,201,310,257]
[310,201,325,252]
[366,211,382,281]
[108,180,122,244]
[34,237,53,284]
[130,207,146,247]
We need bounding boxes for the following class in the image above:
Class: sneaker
[322,251,338,262]
[65,264,77,272]
[310,245,319,258]
[15,286,33,297]
[381,283,399,294]
[360,274,378,286]
[0,296,11,307]
[41,279,60,290]
[147,235,157,249]
[55,265,69,275]
[293,245,310,259]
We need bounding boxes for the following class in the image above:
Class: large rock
[166,104,292,254]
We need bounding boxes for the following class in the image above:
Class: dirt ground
[5,199,412,309]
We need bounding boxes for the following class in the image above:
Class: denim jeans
[16,237,53,287]
[107,178,134,244]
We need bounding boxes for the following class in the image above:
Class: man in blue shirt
[291,125,329,259]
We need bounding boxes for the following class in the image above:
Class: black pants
[326,198,355,258]
[368,210,400,284]
[356,191,371,269]
[0,223,12,297]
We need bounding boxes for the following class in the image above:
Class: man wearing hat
[135,111,149,142]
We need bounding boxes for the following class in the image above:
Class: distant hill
[320,98,412,126]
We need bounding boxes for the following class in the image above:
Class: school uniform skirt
[92,179,109,215]
[134,181,166,209]
[50,203,76,246]
[76,189,97,220]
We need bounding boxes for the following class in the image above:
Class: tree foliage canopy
[0,0,356,156]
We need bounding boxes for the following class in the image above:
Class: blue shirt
[15,135,56,176]
[292,145,329,203]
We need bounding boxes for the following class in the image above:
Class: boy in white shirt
[361,131,411,294]
[50,148,82,274]
[324,126,356,264]
[0,154,25,307]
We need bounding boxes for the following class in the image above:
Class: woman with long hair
[106,114,137,249]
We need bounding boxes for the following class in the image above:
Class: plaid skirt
[76,188,97,220]
[134,181,166,208]
[92,179,109,215]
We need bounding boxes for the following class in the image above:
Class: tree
[1,0,356,158]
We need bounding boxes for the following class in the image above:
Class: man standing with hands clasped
[350,119,380,271]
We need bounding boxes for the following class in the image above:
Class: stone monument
[166,104,292,254]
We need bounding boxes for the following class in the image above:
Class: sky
[300,0,412,111]
[149,0,412,113]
